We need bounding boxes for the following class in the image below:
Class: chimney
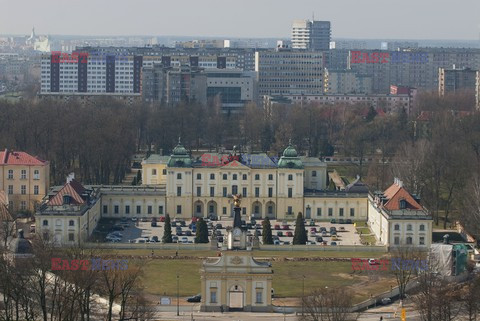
[398,179,403,188]
[66,172,75,184]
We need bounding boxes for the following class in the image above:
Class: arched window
[394,224,400,231]
[69,220,74,226]
[407,224,412,231]
[43,220,48,226]
[420,224,425,231]
[406,237,413,245]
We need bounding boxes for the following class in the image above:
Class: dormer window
[63,194,71,205]
[399,199,407,209]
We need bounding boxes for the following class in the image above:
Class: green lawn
[360,234,377,245]
[139,259,395,303]
[356,227,371,235]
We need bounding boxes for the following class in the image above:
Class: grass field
[131,248,393,302]
[139,258,395,303]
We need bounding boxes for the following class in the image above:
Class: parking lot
[99,217,363,247]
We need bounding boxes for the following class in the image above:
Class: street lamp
[302,275,305,316]
[176,274,180,316]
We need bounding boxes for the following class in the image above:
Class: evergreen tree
[366,106,377,122]
[262,218,274,244]
[131,177,137,186]
[136,170,142,184]
[293,212,307,245]
[162,214,172,243]
[194,218,209,243]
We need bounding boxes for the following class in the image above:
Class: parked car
[172,236,178,243]
[310,227,317,233]
[191,217,198,223]
[282,225,290,230]
[215,224,223,229]
[286,231,293,237]
[338,226,346,232]
[316,236,323,243]
[179,220,186,227]
[106,235,121,242]
[309,219,315,226]
[272,235,279,241]
[274,224,281,230]
[283,241,291,245]
[181,237,188,243]
[141,217,148,222]
[176,231,183,236]
[329,226,337,232]
[330,241,337,246]
[151,236,159,242]
[368,259,380,265]
[346,219,353,224]
[330,230,337,236]
[187,294,201,303]
[306,240,316,245]
[185,230,192,236]
[131,217,138,222]
[332,236,339,241]
[151,221,157,227]
[320,227,327,232]
[381,297,392,305]
[273,240,281,245]
[137,239,145,243]
[159,216,166,222]
[330,219,336,224]
[250,219,257,225]
[321,231,327,237]
[277,231,283,237]
[339,219,345,224]
[217,236,224,243]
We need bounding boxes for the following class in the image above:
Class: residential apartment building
[324,69,372,94]
[0,149,50,213]
[476,71,480,109]
[438,66,477,96]
[291,19,331,50]
[255,49,325,97]
[264,93,414,115]
[368,179,433,248]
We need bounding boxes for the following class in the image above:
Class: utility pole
[177,274,180,316]
[302,275,305,316]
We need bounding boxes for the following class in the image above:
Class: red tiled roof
[47,179,86,206]
[382,182,422,211]
[0,149,47,165]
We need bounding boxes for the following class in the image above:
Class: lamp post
[176,274,180,316]
[302,275,305,316]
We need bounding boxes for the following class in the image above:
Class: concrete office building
[291,20,331,50]
[255,49,325,97]
[438,66,477,96]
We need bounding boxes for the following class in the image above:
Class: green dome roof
[167,138,192,168]
[278,140,303,169]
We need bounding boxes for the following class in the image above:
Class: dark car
[346,219,353,224]
[330,219,336,224]
[246,223,253,229]
[179,221,186,227]
[277,231,283,237]
[151,221,157,227]
[185,230,192,236]
[316,236,323,243]
[215,224,223,230]
[339,219,345,224]
[217,236,224,243]
[250,219,257,225]
[330,241,337,246]
[187,294,201,303]
[151,236,159,242]
[176,231,183,236]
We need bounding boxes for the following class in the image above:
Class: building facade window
[21,170,27,179]
[20,201,26,210]
[136,205,141,214]
[210,291,217,303]
[177,173,182,179]
[21,185,26,195]
[328,208,333,216]
[339,208,344,216]
[163,169,167,175]
[152,169,157,175]
[255,174,260,180]
[43,220,48,226]
[158,206,163,215]
[287,206,293,214]
[288,188,292,198]
[223,174,227,180]
[242,174,247,180]
[406,237,413,245]
[197,173,201,180]
[210,187,215,197]
[232,185,238,195]
[69,233,75,242]
[34,170,40,179]
[177,186,182,196]
[233,174,237,180]
[8,185,13,195]
[125,205,130,214]
[242,187,247,197]
[350,208,355,217]
[148,205,152,214]
[103,205,108,214]
[176,205,182,214]
[8,170,13,179]
[268,187,273,198]
[394,236,400,245]
[419,237,425,245]
[317,208,322,216]
[420,224,425,231]
[288,174,293,181]
[222,187,227,197]
[114,205,119,214]
[34,185,39,195]
[69,220,74,226]
[312,171,317,177]
[222,207,227,215]
[196,186,201,197]
[210,173,215,180]
[268,174,273,180]
[394,224,400,231]
[256,291,263,304]
[407,224,412,231]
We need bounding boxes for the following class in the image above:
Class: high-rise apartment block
[438,66,477,96]
[292,20,331,50]
[255,49,325,97]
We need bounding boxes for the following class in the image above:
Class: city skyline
[1,0,480,40]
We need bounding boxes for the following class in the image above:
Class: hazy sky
[1,0,479,40]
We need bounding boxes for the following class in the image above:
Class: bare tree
[302,287,358,321]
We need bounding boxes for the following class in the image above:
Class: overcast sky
[1,0,479,40]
